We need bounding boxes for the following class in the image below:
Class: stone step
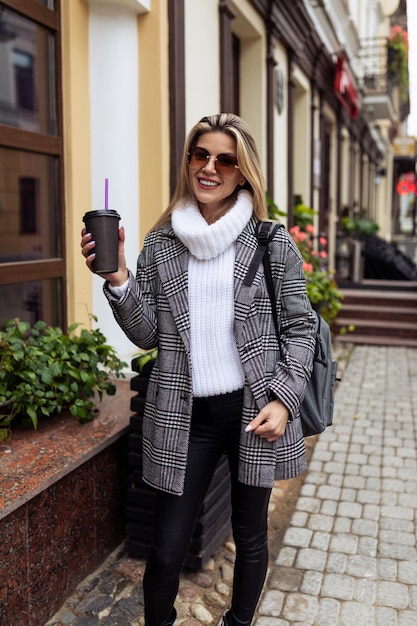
[338,303,417,323]
[335,333,417,348]
[334,284,417,345]
[334,317,417,340]
[340,289,417,309]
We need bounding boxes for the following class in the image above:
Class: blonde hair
[152,113,268,230]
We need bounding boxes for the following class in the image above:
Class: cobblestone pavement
[46,344,417,626]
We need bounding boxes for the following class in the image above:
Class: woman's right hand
[81,226,129,286]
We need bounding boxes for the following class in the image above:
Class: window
[0,0,64,328]
[19,177,38,234]
[13,50,35,112]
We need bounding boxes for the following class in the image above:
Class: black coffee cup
[83,209,121,274]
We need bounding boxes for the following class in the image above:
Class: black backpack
[244,221,338,437]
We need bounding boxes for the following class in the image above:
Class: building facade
[0,0,410,362]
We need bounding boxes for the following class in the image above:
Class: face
[188,131,243,221]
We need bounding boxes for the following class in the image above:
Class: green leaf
[26,406,38,429]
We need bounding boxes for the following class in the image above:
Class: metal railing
[357,37,394,98]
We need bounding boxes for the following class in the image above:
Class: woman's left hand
[245,400,289,442]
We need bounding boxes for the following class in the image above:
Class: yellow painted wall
[61,0,170,330]
[138,2,170,244]
[61,0,92,329]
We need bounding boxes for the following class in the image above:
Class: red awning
[334,55,359,119]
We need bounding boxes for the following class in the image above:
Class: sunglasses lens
[216,154,238,170]
[190,148,209,167]
[189,148,239,175]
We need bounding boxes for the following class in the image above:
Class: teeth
[199,179,218,187]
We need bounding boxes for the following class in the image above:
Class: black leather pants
[143,389,271,626]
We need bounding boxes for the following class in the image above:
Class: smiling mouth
[198,178,220,188]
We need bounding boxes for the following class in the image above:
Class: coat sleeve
[102,234,159,350]
[267,231,316,418]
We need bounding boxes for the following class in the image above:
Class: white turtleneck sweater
[109,191,254,397]
[172,191,253,396]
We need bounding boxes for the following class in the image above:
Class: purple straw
[104,178,109,210]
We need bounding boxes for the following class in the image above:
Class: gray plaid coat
[104,216,316,495]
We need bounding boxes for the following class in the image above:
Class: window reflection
[0,7,57,134]
[0,279,61,327]
[33,1,56,8]
[0,148,60,262]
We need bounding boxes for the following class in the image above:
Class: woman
[81,113,316,626]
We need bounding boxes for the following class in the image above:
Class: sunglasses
[188,147,240,176]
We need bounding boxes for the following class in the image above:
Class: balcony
[358,37,396,122]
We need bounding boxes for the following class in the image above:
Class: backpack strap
[261,237,282,359]
[243,222,281,286]
[244,221,283,359]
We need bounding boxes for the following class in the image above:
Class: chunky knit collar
[171,190,253,260]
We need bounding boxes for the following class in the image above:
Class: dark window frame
[0,0,66,328]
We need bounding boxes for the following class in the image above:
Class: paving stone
[295,548,327,572]
[283,527,313,548]
[321,573,355,600]
[329,533,358,555]
[258,589,285,616]
[398,561,417,584]
[353,578,376,603]
[378,558,398,580]
[339,601,374,625]
[398,610,417,626]
[282,592,317,623]
[315,597,340,625]
[307,513,334,532]
[76,594,112,614]
[376,581,409,609]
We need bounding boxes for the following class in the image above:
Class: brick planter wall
[0,380,132,626]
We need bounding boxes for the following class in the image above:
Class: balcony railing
[358,37,394,98]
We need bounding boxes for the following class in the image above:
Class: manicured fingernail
[245,425,251,432]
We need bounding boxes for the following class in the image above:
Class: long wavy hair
[152,113,268,230]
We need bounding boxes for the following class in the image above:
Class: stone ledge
[0,379,134,626]
[0,379,132,520]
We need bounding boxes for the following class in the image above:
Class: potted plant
[267,195,343,326]
[0,317,127,441]
[341,215,380,238]
[387,25,409,102]
[289,224,343,325]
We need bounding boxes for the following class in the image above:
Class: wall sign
[334,54,358,119]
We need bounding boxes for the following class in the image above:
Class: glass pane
[0,148,60,261]
[0,7,57,134]
[33,0,56,8]
[0,278,61,327]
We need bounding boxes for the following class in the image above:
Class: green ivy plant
[0,318,127,441]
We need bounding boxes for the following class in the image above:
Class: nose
[202,155,217,174]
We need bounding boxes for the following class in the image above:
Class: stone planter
[125,358,232,570]
[0,380,132,626]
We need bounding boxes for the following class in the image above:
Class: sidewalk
[46,344,417,626]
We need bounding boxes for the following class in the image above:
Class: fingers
[80,229,96,272]
[245,401,289,442]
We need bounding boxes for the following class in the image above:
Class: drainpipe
[266,0,276,198]
[287,50,296,225]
